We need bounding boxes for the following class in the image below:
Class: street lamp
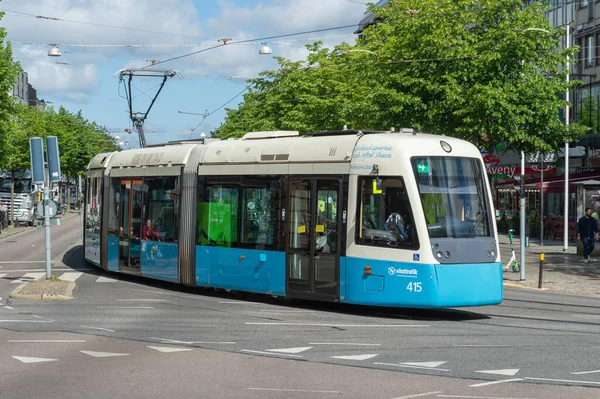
[259,42,272,55]
[48,46,62,57]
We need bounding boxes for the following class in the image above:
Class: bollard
[538,252,544,289]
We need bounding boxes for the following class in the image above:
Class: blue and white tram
[84,129,502,308]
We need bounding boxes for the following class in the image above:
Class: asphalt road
[1,221,600,398]
[0,213,82,303]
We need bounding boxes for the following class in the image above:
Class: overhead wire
[142,24,358,68]
[0,8,207,40]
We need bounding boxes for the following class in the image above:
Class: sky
[1,0,371,148]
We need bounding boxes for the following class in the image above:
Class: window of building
[356,176,418,249]
[144,176,180,243]
[197,179,239,247]
[586,35,594,68]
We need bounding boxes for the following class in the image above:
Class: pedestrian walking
[577,208,598,263]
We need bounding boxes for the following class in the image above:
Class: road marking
[248,388,341,394]
[80,350,130,358]
[245,322,429,328]
[374,362,450,372]
[0,268,89,272]
[469,379,524,387]
[267,346,312,354]
[219,301,262,304]
[524,377,600,385]
[8,340,86,343]
[0,261,46,264]
[475,369,520,376]
[0,273,7,278]
[12,356,58,364]
[241,349,303,358]
[96,276,118,283]
[4,306,14,310]
[58,272,83,282]
[117,299,168,302]
[80,325,116,332]
[147,346,193,353]
[331,354,378,361]
[258,309,314,313]
[0,320,53,323]
[402,361,447,368]
[11,272,45,284]
[390,392,442,399]
[452,345,509,347]
[310,343,381,346]
[572,369,600,375]
[151,338,235,345]
[96,306,154,309]
[437,396,534,399]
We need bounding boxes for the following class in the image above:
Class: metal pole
[538,252,544,289]
[44,184,52,280]
[564,26,571,251]
[540,155,544,246]
[520,151,526,281]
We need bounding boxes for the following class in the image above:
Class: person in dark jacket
[578,208,599,262]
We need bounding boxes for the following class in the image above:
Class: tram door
[117,179,143,274]
[287,178,340,299]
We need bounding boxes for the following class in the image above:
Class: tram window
[107,178,121,237]
[240,179,279,249]
[356,177,418,250]
[198,183,239,247]
[145,177,180,243]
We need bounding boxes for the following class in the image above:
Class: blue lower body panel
[141,241,178,283]
[84,231,100,267]
[195,246,285,296]
[107,236,119,272]
[343,257,503,308]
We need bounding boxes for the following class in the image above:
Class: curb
[503,281,550,291]
[9,281,76,301]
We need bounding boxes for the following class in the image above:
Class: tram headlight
[436,251,443,259]
[486,250,491,257]
[490,250,496,258]
[444,251,451,258]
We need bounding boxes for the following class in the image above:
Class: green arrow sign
[417,160,429,174]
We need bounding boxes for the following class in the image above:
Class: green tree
[0,7,23,165]
[216,0,586,154]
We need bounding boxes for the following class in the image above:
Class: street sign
[37,199,57,218]
[29,137,45,185]
[416,159,429,174]
[46,136,62,183]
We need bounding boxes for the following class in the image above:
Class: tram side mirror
[373,178,383,194]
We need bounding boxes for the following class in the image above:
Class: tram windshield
[411,157,490,238]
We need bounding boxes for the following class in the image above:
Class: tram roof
[87,152,115,170]
[108,144,198,168]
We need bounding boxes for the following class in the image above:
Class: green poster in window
[416,159,429,174]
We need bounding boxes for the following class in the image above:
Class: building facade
[11,71,45,110]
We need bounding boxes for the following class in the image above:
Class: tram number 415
[406,282,422,292]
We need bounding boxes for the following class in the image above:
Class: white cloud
[2,0,367,103]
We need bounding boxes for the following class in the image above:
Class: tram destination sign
[416,160,429,174]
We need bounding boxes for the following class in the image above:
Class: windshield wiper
[468,210,487,238]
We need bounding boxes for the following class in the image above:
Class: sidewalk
[499,234,600,297]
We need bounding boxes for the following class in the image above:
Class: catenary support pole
[44,185,52,280]
[564,26,571,252]
[520,151,526,281]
